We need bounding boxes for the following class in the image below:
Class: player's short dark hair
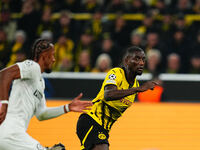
[123,46,144,59]
[118,46,144,67]
[31,38,51,61]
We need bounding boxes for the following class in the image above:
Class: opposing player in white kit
[0,39,93,150]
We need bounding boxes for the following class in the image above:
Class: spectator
[160,12,173,42]
[60,0,81,13]
[127,0,147,14]
[173,0,193,14]
[0,0,11,27]
[166,53,181,73]
[53,10,75,41]
[144,49,162,75]
[55,56,73,72]
[189,55,200,74]
[73,50,91,72]
[7,30,27,67]
[150,0,167,15]
[40,30,53,41]
[145,32,168,66]
[84,8,105,41]
[110,15,130,48]
[81,0,102,13]
[74,29,94,65]
[130,31,144,49]
[53,34,74,71]
[17,0,40,49]
[2,0,22,13]
[191,30,200,56]
[2,0,200,73]
[171,13,189,34]
[145,32,160,52]
[36,8,53,38]
[168,29,188,71]
[92,53,112,72]
[133,12,160,36]
[193,0,200,13]
[40,0,62,12]
[93,33,120,67]
[106,0,127,13]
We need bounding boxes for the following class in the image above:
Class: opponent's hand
[0,104,8,125]
[69,93,93,113]
[137,81,158,92]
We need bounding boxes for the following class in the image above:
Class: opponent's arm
[104,81,158,101]
[36,93,92,121]
[0,65,21,124]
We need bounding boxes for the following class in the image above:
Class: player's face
[127,51,146,75]
[44,44,56,73]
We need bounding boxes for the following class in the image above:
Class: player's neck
[124,68,136,84]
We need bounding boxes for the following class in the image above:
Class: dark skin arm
[104,81,158,101]
[0,65,20,124]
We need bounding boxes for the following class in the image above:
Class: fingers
[77,104,93,113]
[74,93,83,101]
[150,81,158,90]
[79,102,93,111]
[152,81,159,85]
[81,101,93,106]
[82,107,92,113]
[83,107,92,110]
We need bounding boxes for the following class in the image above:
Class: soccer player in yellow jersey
[76,46,157,150]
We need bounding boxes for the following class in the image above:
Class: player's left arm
[0,65,21,124]
[104,81,158,101]
[35,93,92,121]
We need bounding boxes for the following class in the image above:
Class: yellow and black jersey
[87,67,139,131]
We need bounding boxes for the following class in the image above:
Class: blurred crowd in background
[1,0,200,74]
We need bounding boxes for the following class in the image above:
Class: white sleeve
[35,96,65,121]
[16,60,40,79]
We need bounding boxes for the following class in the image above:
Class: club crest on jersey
[98,132,106,140]
[108,74,116,80]
[25,60,33,66]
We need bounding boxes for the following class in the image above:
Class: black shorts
[76,114,109,150]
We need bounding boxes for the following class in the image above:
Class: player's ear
[38,53,45,62]
[124,56,129,66]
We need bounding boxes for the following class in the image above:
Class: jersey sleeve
[35,95,47,118]
[16,60,40,79]
[103,68,122,87]
[35,94,65,121]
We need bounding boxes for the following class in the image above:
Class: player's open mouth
[137,67,144,71]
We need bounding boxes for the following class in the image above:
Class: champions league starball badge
[108,74,116,80]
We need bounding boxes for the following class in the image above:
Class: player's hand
[137,81,158,92]
[0,104,8,125]
[69,93,93,113]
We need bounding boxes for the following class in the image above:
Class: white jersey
[6,60,46,130]
[0,60,47,150]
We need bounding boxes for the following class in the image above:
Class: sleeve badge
[108,74,116,80]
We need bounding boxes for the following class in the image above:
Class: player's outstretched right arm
[0,65,21,124]
[104,81,158,101]
[35,93,93,121]
[137,81,158,92]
